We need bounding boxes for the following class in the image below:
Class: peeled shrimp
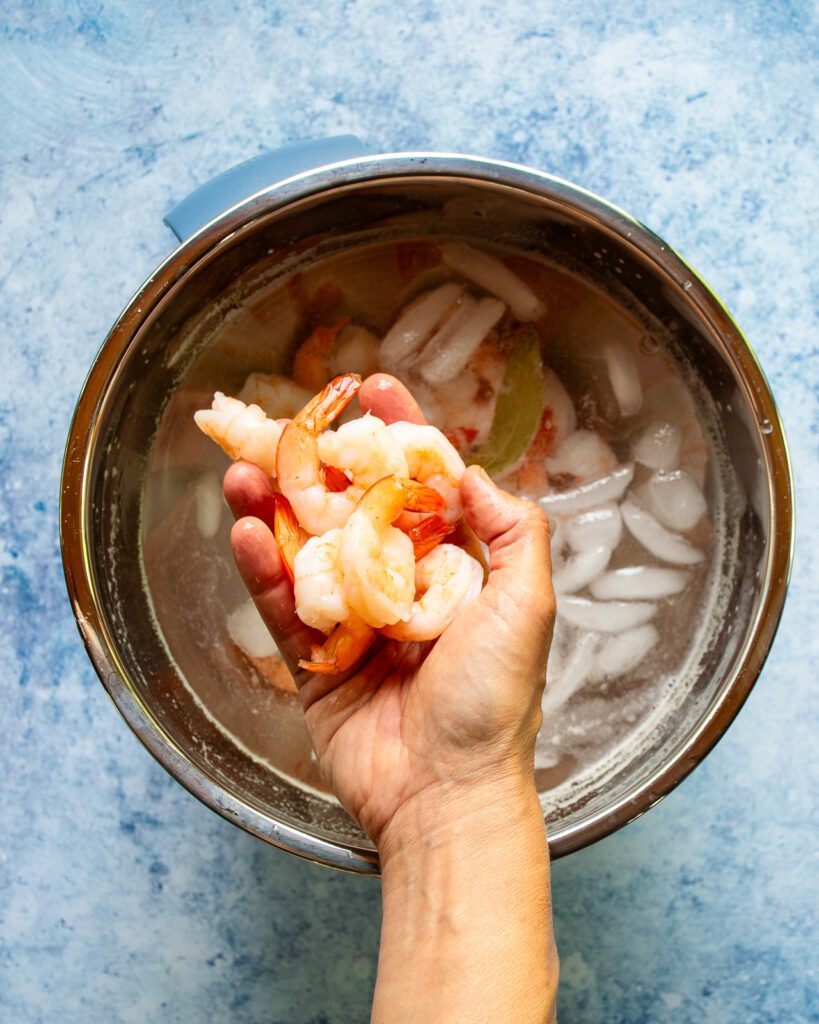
[386,421,466,523]
[299,615,376,675]
[293,529,350,634]
[545,429,618,483]
[194,393,284,478]
[276,374,364,534]
[237,373,313,421]
[412,345,505,450]
[327,324,381,379]
[341,475,443,628]
[292,318,349,392]
[273,493,306,583]
[317,413,409,489]
[540,367,577,451]
[381,543,483,641]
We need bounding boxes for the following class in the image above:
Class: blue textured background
[1,3,817,1021]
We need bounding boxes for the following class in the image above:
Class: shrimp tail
[273,493,302,584]
[402,479,445,513]
[406,514,455,560]
[299,618,375,675]
[320,463,351,492]
[298,372,362,432]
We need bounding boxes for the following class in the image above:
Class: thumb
[461,465,555,619]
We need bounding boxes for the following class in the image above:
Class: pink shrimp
[275,373,364,534]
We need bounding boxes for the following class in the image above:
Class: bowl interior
[74,169,785,867]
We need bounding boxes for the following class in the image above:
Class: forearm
[373,773,559,1024]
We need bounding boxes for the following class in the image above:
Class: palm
[298,590,538,839]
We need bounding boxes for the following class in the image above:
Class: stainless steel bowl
[60,144,794,873]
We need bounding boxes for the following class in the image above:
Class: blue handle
[164,135,370,242]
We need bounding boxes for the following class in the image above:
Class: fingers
[461,465,555,623]
[223,461,277,529]
[358,373,427,425]
[230,517,323,674]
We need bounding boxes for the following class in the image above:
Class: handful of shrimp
[195,373,485,675]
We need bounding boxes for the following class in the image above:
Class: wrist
[374,768,558,1024]
[377,765,542,872]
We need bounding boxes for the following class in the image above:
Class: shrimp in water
[194,393,285,478]
[386,421,466,524]
[381,543,484,642]
[341,475,445,628]
[276,373,364,534]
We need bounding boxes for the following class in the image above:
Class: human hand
[224,373,556,848]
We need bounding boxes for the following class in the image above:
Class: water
[139,236,732,816]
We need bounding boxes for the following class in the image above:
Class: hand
[223,373,556,846]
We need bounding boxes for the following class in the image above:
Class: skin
[224,373,559,1023]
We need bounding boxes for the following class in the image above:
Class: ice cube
[228,598,279,660]
[545,429,618,482]
[553,545,612,595]
[557,595,657,632]
[542,631,600,717]
[592,625,659,679]
[604,341,643,416]
[441,241,546,321]
[621,498,704,565]
[195,471,223,539]
[645,469,707,532]
[538,464,634,516]
[590,565,689,600]
[565,502,623,552]
[632,419,682,471]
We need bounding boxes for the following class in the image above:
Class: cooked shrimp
[327,324,381,379]
[403,514,455,560]
[410,342,506,452]
[341,475,444,628]
[237,373,313,421]
[276,374,364,534]
[292,318,350,392]
[316,413,409,489]
[293,528,350,634]
[273,493,308,584]
[299,615,375,675]
[386,421,466,523]
[545,429,618,483]
[381,543,484,641]
[194,393,284,478]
